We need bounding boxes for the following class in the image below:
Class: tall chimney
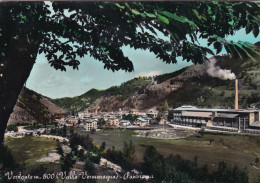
[235,79,238,110]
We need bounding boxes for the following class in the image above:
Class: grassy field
[5,136,59,164]
[75,128,260,183]
[4,130,260,182]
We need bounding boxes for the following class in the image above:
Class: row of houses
[57,108,166,131]
[74,109,160,131]
[81,116,154,131]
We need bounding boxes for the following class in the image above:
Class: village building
[108,118,120,127]
[66,116,78,126]
[119,120,131,126]
[134,117,148,127]
[54,113,67,122]
[129,109,146,116]
[84,119,98,131]
[143,117,152,123]
[58,121,67,127]
[129,109,139,115]
[146,110,159,118]
[78,112,91,119]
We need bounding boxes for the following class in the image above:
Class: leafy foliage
[1,2,259,75]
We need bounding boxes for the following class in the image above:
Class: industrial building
[168,79,260,133]
[169,105,260,132]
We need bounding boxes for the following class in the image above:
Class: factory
[169,106,260,132]
[168,80,260,132]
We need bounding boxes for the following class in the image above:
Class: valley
[3,43,260,183]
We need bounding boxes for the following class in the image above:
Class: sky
[26,29,260,99]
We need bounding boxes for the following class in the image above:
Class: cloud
[135,70,162,78]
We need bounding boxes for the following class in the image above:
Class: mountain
[55,89,105,113]
[86,64,205,112]
[8,87,68,125]
[56,42,260,112]
[55,77,152,112]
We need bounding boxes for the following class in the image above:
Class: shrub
[7,125,18,132]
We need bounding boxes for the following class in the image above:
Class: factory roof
[179,111,239,119]
[173,106,259,113]
[216,113,239,118]
[181,111,212,118]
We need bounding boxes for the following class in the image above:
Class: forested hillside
[55,77,152,112]
[8,87,68,125]
[55,89,105,113]
[53,43,260,112]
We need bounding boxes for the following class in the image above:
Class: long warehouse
[168,105,260,132]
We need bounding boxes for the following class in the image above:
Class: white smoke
[206,58,236,80]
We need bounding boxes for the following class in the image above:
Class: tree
[6,124,18,132]
[1,1,260,144]
[122,114,138,122]
[62,125,67,137]
[209,138,214,145]
[59,152,77,183]
[141,145,165,180]
[97,118,105,126]
[123,140,136,169]
[213,161,249,183]
[255,157,259,166]
[100,141,106,152]
[84,157,95,174]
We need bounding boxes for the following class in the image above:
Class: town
[7,105,260,139]
[43,79,260,135]
[1,1,260,183]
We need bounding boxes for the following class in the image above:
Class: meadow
[5,136,59,171]
[75,128,260,183]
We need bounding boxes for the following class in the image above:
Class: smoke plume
[206,58,236,80]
